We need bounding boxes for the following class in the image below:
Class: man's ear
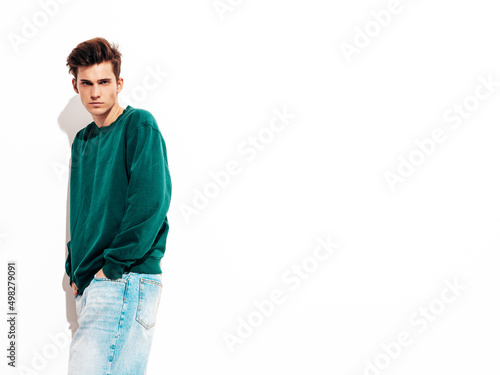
[72,78,79,94]
[116,77,124,94]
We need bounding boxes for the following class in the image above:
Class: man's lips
[90,102,103,105]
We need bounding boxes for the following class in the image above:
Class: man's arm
[102,122,172,279]
[66,140,77,294]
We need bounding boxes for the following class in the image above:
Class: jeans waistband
[121,272,162,282]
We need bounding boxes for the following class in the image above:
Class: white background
[1,0,500,374]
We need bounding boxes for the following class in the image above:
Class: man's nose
[91,85,101,99]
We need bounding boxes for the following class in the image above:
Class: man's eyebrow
[79,78,113,83]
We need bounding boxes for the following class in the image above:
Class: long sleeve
[65,141,75,286]
[102,123,172,279]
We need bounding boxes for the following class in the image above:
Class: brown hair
[66,37,122,81]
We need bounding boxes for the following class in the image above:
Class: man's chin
[86,105,110,116]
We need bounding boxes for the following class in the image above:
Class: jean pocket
[136,278,163,330]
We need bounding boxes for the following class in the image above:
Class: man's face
[72,61,123,118]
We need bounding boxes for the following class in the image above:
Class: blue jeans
[68,272,162,375]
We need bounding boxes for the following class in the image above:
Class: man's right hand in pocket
[71,282,78,296]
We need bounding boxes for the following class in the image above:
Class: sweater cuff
[103,261,125,280]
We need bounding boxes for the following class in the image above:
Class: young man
[65,37,172,374]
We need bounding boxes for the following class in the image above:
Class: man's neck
[93,104,125,128]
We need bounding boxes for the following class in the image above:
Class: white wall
[1,0,500,374]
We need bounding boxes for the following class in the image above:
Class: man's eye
[101,81,109,84]
[82,82,92,85]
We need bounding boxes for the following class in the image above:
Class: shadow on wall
[58,94,93,337]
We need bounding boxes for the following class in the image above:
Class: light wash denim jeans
[68,272,162,375]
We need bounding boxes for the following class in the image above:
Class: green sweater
[65,105,172,295]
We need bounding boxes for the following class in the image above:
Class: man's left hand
[95,268,108,278]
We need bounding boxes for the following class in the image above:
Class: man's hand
[71,269,108,297]
[95,268,108,279]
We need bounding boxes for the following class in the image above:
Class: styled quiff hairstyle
[66,37,122,81]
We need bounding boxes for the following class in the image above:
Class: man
[64,37,172,374]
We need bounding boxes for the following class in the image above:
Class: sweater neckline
[93,105,131,133]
